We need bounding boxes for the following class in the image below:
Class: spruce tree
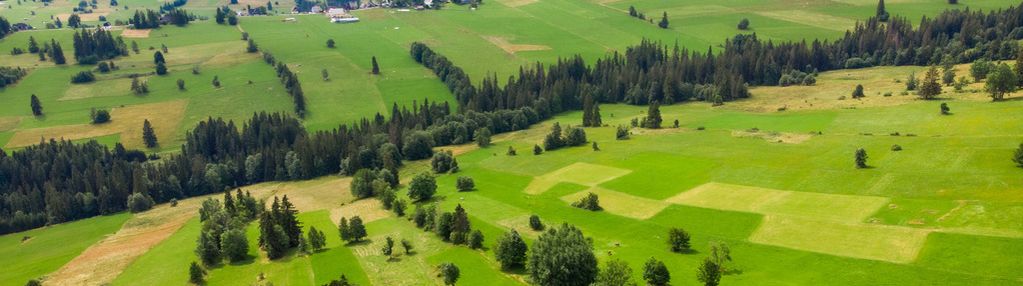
[189,261,205,284]
[142,119,158,148]
[154,51,165,64]
[919,66,942,99]
[348,216,367,242]
[876,0,889,21]
[29,94,42,116]
[49,40,66,65]
[855,148,868,169]
[371,56,380,75]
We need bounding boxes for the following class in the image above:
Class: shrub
[456,176,474,192]
[891,144,902,151]
[70,71,96,83]
[529,214,544,231]
[91,109,111,124]
[571,192,602,211]
[126,192,155,213]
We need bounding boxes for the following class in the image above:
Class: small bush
[528,214,544,231]
[456,176,475,192]
[571,192,602,211]
[891,144,903,151]
[70,71,96,83]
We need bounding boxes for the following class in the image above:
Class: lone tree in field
[737,18,750,30]
[851,84,865,98]
[326,38,336,48]
[533,144,543,155]
[643,257,671,286]
[594,259,633,286]
[91,109,111,124]
[658,12,669,29]
[381,236,394,256]
[456,176,475,192]
[940,102,950,115]
[438,263,460,286]
[529,224,598,286]
[985,63,1018,101]
[855,148,868,168]
[153,51,165,64]
[1012,143,1023,167]
[668,227,691,253]
[371,56,380,75]
[142,119,158,148]
[322,69,329,81]
[572,192,602,211]
[919,66,942,99]
[697,258,722,286]
[875,0,889,21]
[408,172,437,202]
[29,94,42,116]
[495,229,528,269]
[529,214,544,231]
[212,76,221,88]
[177,79,186,90]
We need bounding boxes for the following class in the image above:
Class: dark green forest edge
[2,0,1023,245]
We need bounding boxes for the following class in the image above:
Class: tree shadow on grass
[500,267,528,275]
[344,238,374,247]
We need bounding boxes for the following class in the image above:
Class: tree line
[414,4,1023,112]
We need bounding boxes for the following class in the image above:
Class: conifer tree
[142,119,158,148]
[29,94,43,116]
[371,56,380,75]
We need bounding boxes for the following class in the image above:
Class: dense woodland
[2,4,1023,234]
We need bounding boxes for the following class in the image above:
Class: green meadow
[0,213,130,286]
[1,0,1022,285]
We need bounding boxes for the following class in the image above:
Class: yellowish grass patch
[45,185,280,285]
[730,130,813,144]
[755,10,856,31]
[483,36,552,55]
[7,100,188,149]
[497,0,539,8]
[119,29,151,38]
[330,199,391,225]
[667,182,889,222]
[61,77,134,101]
[750,215,931,263]
[0,116,22,132]
[561,187,669,219]
[524,162,631,194]
[262,176,353,212]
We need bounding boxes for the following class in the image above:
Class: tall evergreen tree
[142,119,158,148]
[658,12,669,29]
[371,56,380,75]
[876,0,889,21]
[49,40,66,65]
[919,66,942,99]
[29,94,43,116]
[494,229,528,269]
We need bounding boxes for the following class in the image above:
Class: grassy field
[0,213,130,286]
[2,0,1023,285]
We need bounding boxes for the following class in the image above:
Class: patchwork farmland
[1,0,1023,285]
